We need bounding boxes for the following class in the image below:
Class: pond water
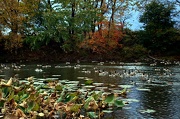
[0,61,180,119]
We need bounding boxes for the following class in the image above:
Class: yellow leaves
[3,114,18,119]
[4,109,25,119]
[15,109,26,118]
[1,0,39,51]
[27,76,34,82]
[6,78,13,86]
[0,90,2,99]
[88,100,99,110]
[38,112,45,117]
[0,77,13,87]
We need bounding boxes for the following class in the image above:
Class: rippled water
[0,61,180,119]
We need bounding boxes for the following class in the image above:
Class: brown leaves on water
[0,76,125,118]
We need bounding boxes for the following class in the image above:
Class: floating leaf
[32,102,40,111]
[14,95,19,102]
[38,113,44,117]
[93,83,104,86]
[84,96,95,110]
[15,109,26,118]
[0,89,2,99]
[20,94,29,101]
[0,78,13,87]
[64,92,78,103]
[27,101,35,112]
[55,85,63,91]
[139,109,156,113]
[18,106,26,113]
[56,88,66,103]
[2,87,11,98]
[7,90,14,102]
[83,85,96,89]
[104,94,115,103]
[70,104,82,112]
[118,85,133,88]
[122,98,139,103]
[102,110,113,113]
[0,100,6,108]
[136,88,150,91]
[87,112,98,119]
[77,77,86,79]
[85,80,93,85]
[91,91,102,100]
[41,85,51,89]
[114,99,124,108]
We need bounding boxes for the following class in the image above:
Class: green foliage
[85,79,93,85]
[140,1,175,30]
[25,0,103,52]
[122,44,147,60]
[104,94,114,103]
[139,0,178,54]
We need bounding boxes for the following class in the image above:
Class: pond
[0,61,180,119]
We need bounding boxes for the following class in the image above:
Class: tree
[25,0,103,52]
[139,0,176,54]
[79,21,123,54]
[0,0,40,52]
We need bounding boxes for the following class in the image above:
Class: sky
[126,11,144,31]
[126,1,180,31]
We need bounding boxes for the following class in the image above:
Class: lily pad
[34,82,44,85]
[102,110,113,113]
[139,109,156,113]
[59,80,69,83]
[83,85,96,89]
[46,78,59,80]
[65,81,79,84]
[136,88,151,91]
[77,77,87,79]
[104,94,115,103]
[85,80,93,85]
[38,113,45,117]
[87,112,98,119]
[27,101,35,112]
[95,86,108,90]
[93,83,104,86]
[55,85,63,91]
[118,85,133,88]
[52,75,61,77]
[0,100,6,108]
[114,99,124,107]
[121,98,139,103]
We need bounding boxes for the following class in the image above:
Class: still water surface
[0,61,180,119]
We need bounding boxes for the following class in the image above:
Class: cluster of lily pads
[0,76,127,119]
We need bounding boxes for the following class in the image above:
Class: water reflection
[0,62,180,118]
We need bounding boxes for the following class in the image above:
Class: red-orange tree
[79,21,124,54]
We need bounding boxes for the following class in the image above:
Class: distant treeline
[0,0,179,61]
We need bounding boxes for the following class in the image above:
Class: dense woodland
[0,0,180,62]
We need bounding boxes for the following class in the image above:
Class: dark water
[0,61,180,119]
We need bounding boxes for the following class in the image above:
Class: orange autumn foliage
[80,21,124,54]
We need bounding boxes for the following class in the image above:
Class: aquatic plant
[0,77,126,118]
